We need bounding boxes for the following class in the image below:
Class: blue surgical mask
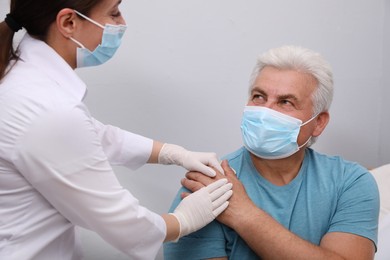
[70,10,127,68]
[240,106,317,159]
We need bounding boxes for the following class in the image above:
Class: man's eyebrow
[251,87,299,102]
[277,94,299,102]
[251,87,267,96]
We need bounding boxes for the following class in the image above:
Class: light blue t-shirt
[164,147,379,259]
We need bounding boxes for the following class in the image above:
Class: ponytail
[0,21,18,81]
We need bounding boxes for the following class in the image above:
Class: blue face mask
[70,10,127,68]
[240,106,317,159]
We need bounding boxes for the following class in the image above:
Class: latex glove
[158,143,224,177]
[170,178,233,240]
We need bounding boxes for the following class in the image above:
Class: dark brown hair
[0,0,102,81]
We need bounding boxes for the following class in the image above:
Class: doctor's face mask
[240,106,317,159]
[70,10,127,68]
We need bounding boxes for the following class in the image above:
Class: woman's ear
[56,8,78,38]
[312,111,330,137]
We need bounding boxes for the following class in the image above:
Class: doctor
[0,0,233,259]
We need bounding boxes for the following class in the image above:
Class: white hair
[248,45,334,145]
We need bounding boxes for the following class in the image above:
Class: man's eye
[251,95,266,105]
[252,94,263,100]
[280,100,294,106]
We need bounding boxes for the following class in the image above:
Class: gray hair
[248,45,334,145]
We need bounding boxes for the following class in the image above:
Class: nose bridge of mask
[244,106,302,127]
[259,106,318,128]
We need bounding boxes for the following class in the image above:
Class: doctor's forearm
[147,140,164,163]
[162,214,181,242]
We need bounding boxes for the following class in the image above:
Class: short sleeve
[329,167,380,247]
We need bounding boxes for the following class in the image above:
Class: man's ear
[312,111,330,137]
[56,8,78,38]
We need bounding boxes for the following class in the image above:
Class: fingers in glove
[208,161,224,175]
[204,152,224,174]
[212,189,233,210]
[204,178,228,193]
[199,165,217,177]
[209,182,233,201]
[212,201,229,217]
[183,152,222,177]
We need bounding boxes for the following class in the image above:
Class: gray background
[1,0,389,259]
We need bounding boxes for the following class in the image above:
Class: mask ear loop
[298,113,320,149]
[69,37,86,49]
[298,136,312,149]
[300,113,320,127]
[73,10,105,29]
[69,10,105,50]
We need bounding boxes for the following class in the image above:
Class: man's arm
[224,203,374,260]
[182,160,376,260]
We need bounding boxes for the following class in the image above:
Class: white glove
[170,178,233,240]
[158,143,224,177]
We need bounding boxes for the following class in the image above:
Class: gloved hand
[158,143,224,177]
[170,178,233,240]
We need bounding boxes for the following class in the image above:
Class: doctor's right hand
[170,178,233,240]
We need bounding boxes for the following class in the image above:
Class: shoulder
[1,58,88,136]
[222,147,247,166]
[0,69,89,160]
[2,60,64,106]
[306,149,379,245]
[306,148,374,183]
[304,149,379,211]
[306,149,379,214]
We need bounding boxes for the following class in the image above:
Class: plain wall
[1,1,389,259]
[381,0,390,164]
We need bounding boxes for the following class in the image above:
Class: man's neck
[250,150,306,186]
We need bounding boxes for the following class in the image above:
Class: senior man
[164,45,379,259]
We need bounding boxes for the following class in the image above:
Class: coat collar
[18,34,87,101]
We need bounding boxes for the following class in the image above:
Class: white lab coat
[0,34,166,260]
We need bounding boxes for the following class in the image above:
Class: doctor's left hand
[181,160,254,229]
[158,143,224,177]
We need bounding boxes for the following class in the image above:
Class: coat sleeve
[11,104,166,259]
[91,117,153,170]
